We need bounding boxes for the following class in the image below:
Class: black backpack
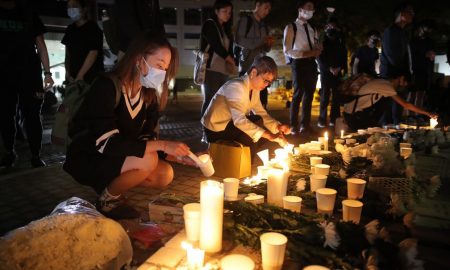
[233,14,269,65]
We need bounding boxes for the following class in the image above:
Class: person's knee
[151,162,174,189]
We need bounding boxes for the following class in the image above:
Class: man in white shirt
[283,0,322,135]
[201,56,290,159]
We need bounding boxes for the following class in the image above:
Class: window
[184,9,201,25]
[160,7,177,25]
[184,33,200,50]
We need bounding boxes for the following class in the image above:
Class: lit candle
[182,242,205,269]
[267,166,289,207]
[199,180,224,253]
[220,254,255,270]
[430,118,438,129]
[324,132,329,151]
[340,130,344,139]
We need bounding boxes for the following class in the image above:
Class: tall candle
[267,168,289,207]
[199,180,224,253]
[340,130,344,139]
[324,132,329,151]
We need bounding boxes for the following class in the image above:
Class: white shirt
[344,79,397,114]
[283,18,318,60]
[201,75,280,142]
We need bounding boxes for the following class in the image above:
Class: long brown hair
[110,31,179,110]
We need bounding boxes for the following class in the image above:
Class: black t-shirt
[410,36,434,74]
[62,20,104,83]
[0,4,45,79]
[355,45,379,76]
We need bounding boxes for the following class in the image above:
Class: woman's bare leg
[140,160,174,188]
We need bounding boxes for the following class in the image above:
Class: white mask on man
[67,8,81,21]
[300,9,314,20]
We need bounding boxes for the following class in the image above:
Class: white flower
[296,179,306,191]
[365,219,379,244]
[341,148,352,164]
[319,221,340,250]
[399,238,424,270]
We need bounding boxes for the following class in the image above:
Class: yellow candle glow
[199,180,224,253]
[340,130,344,139]
[182,242,205,269]
[430,118,438,129]
[324,132,329,151]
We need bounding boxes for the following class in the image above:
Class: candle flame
[182,241,192,250]
[324,131,328,139]
[430,118,438,129]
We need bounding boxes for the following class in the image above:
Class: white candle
[267,168,289,207]
[199,180,224,253]
[430,118,438,129]
[220,254,255,270]
[182,242,205,269]
[340,130,344,139]
[324,132,329,151]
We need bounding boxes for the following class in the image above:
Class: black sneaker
[96,198,141,220]
[1,151,17,168]
[31,156,46,167]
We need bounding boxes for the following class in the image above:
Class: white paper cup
[221,254,255,270]
[346,138,356,145]
[260,232,288,270]
[310,156,323,166]
[314,164,330,176]
[334,139,345,144]
[357,129,367,135]
[244,194,265,205]
[198,154,215,177]
[223,178,239,201]
[282,196,302,213]
[316,188,337,215]
[303,265,330,270]
[400,147,413,159]
[346,178,366,199]
[318,137,325,146]
[183,203,201,243]
[342,199,363,224]
[258,166,270,179]
[400,142,412,148]
[309,174,328,192]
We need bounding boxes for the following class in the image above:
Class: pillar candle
[199,180,224,253]
[340,130,344,139]
[267,168,289,207]
[324,132,329,151]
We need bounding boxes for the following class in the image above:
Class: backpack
[338,73,374,103]
[233,14,269,65]
[51,76,122,151]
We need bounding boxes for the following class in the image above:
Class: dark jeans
[319,72,341,125]
[0,86,43,156]
[204,115,272,161]
[290,58,318,129]
[201,70,228,117]
[344,97,389,131]
[381,89,407,125]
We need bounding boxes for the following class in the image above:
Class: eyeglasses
[262,77,274,86]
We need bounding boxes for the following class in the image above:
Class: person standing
[283,0,321,135]
[352,30,381,76]
[62,0,104,84]
[234,0,274,108]
[0,0,54,167]
[379,2,414,126]
[317,17,347,128]
[199,0,235,116]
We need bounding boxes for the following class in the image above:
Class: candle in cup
[182,242,205,269]
[340,130,344,138]
[220,254,255,270]
[267,168,289,207]
[430,118,438,129]
[199,180,224,253]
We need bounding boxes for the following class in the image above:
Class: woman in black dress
[64,32,190,219]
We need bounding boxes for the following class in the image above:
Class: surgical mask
[300,9,314,20]
[140,58,166,89]
[67,8,81,21]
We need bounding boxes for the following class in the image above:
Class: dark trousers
[290,58,318,129]
[319,72,341,125]
[201,70,228,117]
[381,89,406,125]
[0,86,43,156]
[204,115,271,161]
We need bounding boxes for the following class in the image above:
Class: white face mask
[67,8,81,21]
[140,58,167,89]
[300,9,314,20]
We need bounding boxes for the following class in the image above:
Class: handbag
[209,140,251,179]
[193,44,210,85]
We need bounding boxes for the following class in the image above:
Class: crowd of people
[0,0,448,218]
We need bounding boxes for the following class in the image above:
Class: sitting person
[343,75,437,131]
[64,32,191,219]
[201,56,290,159]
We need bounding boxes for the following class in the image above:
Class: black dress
[63,75,159,193]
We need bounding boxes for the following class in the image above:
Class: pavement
[0,89,322,235]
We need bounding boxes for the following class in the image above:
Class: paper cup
[400,142,412,148]
[400,147,412,159]
[342,199,363,224]
[223,178,239,201]
[183,203,201,243]
[310,156,322,166]
[267,169,289,207]
[334,139,345,144]
[258,166,270,179]
[282,196,302,213]
[260,232,288,270]
[221,254,255,270]
[357,129,367,135]
[245,194,265,205]
[316,188,337,215]
[346,178,366,199]
[314,164,330,176]
[346,138,356,145]
[303,266,330,270]
[198,154,215,177]
[309,174,328,192]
